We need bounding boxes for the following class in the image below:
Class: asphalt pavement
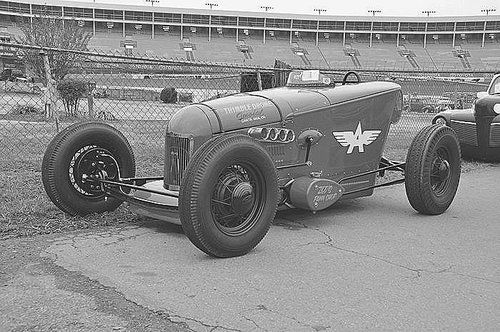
[1,165,499,331]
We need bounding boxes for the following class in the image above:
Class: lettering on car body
[222,101,272,115]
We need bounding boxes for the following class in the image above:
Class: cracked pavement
[1,165,499,331]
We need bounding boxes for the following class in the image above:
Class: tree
[16,12,92,82]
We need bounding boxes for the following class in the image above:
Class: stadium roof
[6,0,500,23]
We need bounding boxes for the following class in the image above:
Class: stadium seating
[84,31,499,72]
[2,4,498,72]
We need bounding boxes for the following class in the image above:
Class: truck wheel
[179,134,279,257]
[42,121,135,216]
[422,105,434,113]
[405,124,461,215]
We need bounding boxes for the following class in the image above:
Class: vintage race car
[42,70,461,257]
[432,73,500,162]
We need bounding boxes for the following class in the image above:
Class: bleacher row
[1,16,498,71]
[86,31,500,71]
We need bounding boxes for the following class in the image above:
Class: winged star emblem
[332,122,381,154]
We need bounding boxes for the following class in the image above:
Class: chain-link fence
[0,43,492,172]
[0,43,494,236]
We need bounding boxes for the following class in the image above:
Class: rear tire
[179,134,279,257]
[405,124,461,215]
[42,121,136,216]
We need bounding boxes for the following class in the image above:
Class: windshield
[489,76,500,95]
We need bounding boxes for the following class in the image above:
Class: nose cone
[167,105,214,137]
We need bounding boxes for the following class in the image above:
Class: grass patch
[0,119,166,240]
[0,152,164,240]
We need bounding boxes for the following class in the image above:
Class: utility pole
[205,2,218,10]
[481,8,496,15]
[145,0,159,6]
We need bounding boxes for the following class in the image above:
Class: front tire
[405,125,461,215]
[179,134,279,257]
[42,121,136,216]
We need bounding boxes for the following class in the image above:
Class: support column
[342,21,346,46]
[369,21,373,47]
[152,12,155,39]
[92,9,96,36]
[122,11,125,37]
[452,22,456,47]
[29,3,32,26]
[423,22,428,48]
[180,14,184,40]
[208,15,211,42]
[316,20,319,46]
[482,21,487,47]
[236,17,239,42]
[263,17,266,44]
[396,22,400,47]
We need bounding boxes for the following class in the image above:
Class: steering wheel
[342,71,361,85]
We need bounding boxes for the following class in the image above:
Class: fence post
[88,82,95,118]
[40,50,60,131]
[256,71,263,91]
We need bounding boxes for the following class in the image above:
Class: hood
[197,82,401,132]
[474,95,500,117]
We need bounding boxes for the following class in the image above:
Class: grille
[266,144,286,156]
[164,134,192,189]
[451,120,477,146]
[490,124,500,147]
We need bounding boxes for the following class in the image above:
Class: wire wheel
[42,121,135,216]
[69,145,120,197]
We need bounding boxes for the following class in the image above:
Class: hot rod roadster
[42,70,461,257]
[432,73,500,162]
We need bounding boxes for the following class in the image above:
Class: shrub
[178,92,193,103]
[11,105,42,115]
[160,87,177,103]
[57,79,88,116]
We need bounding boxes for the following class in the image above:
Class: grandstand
[0,0,499,71]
